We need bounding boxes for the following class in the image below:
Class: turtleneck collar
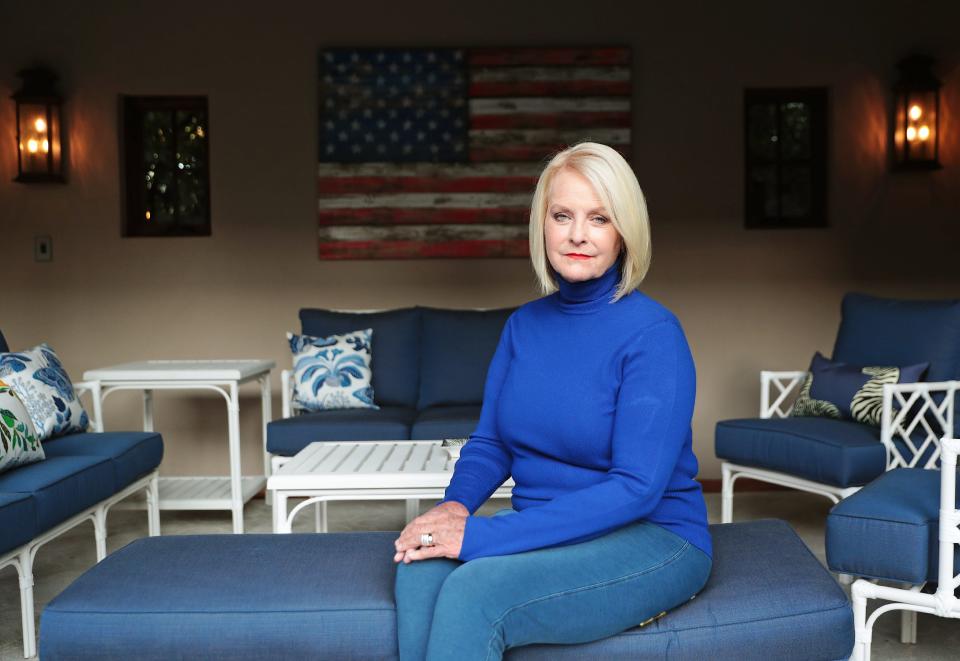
[553,255,623,314]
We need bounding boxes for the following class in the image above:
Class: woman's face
[544,168,623,283]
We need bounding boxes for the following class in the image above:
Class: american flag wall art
[318,47,632,259]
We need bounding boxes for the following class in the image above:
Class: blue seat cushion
[42,432,163,490]
[267,406,416,456]
[826,468,960,584]
[0,456,115,534]
[299,307,420,408]
[417,307,514,410]
[40,520,852,661]
[0,492,36,554]
[41,533,399,661]
[715,417,887,487]
[410,405,481,440]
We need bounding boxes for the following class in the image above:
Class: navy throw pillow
[791,352,928,426]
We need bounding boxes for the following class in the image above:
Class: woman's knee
[433,560,506,624]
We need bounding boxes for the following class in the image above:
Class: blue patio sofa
[267,306,515,462]
[0,329,164,659]
[39,519,854,660]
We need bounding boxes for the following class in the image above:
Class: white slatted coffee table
[268,440,514,533]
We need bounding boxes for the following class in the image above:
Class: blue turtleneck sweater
[443,258,712,562]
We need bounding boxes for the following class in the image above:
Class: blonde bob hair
[528,142,651,302]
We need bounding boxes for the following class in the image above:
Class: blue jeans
[394,511,711,661]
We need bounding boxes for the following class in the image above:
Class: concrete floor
[2,490,958,659]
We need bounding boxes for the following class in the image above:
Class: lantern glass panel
[18,102,53,176]
[903,89,937,163]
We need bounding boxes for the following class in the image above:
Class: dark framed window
[121,96,211,237]
[744,88,827,229]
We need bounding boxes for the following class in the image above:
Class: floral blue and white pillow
[0,379,44,474]
[288,329,378,411]
[0,344,90,440]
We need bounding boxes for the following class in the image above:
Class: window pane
[747,165,778,220]
[175,109,209,228]
[143,110,176,225]
[780,165,812,219]
[780,101,811,159]
[747,103,778,159]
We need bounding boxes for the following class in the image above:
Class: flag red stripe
[318,207,529,225]
[470,144,630,162]
[317,175,537,195]
[467,48,629,67]
[470,112,631,130]
[319,239,530,259]
[469,80,631,98]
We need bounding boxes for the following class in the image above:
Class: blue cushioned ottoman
[40,520,852,660]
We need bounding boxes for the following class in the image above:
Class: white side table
[268,440,514,533]
[84,359,275,534]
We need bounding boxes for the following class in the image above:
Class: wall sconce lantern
[892,55,941,171]
[12,67,65,183]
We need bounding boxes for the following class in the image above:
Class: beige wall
[2,0,959,480]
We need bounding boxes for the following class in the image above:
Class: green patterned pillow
[0,378,44,474]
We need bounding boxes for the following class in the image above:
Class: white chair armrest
[760,370,809,419]
[72,380,104,433]
[881,380,959,469]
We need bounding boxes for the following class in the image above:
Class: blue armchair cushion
[833,293,960,435]
[0,456,115,534]
[715,417,887,487]
[287,330,378,411]
[42,432,163,490]
[411,405,482,440]
[39,521,853,661]
[300,307,420,408]
[267,406,416,456]
[790,352,928,426]
[0,492,36,554]
[0,344,90,441]
[0,379,45,475]
[417,307,515,410]
[826,467,960,584]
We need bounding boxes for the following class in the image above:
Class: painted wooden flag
[318,47,631,259]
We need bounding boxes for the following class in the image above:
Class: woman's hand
[393,501,469,563]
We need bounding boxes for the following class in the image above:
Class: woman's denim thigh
[395,511,711,661]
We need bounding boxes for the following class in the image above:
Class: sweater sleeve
[458,318,696,561]
[439,314,515,514]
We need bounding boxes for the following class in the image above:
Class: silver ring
[420,532,435,547]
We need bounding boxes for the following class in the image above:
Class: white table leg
[227,381,243,534]
[314,501,329,533]
[405,498,420,523]
[147,473,161,536]
[142,389,154,432]
[273,491,288,533]
[260,375,273,505]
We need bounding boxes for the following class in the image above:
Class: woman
[394,142,712,660]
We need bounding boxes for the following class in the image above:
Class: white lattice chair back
[881,381,958,470]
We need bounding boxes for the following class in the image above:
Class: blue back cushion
[299,307,420,408]
[0,330,8,353]
[833,293,960,382]
[418,307,515,410]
